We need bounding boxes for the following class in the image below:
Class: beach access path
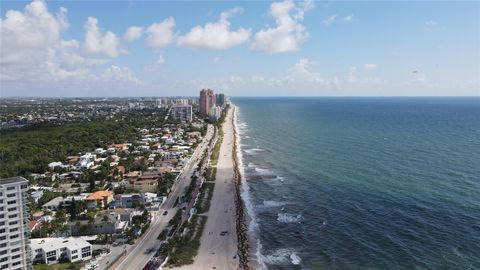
[169,106,239,270]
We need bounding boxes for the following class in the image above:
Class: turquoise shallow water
[233,97,480,270]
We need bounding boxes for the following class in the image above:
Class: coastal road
[170,107,239,270]
[110,124,214,270]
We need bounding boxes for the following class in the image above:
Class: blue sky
[0,0,479,97]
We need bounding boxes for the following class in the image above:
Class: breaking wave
[277,213,302,223]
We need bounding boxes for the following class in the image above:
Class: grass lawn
[33,261,84,270]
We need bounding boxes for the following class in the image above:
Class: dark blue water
[233,97,480,270]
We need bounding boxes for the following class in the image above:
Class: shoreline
[167,105,240,270]
[166,105,254,270]
[231,105,251,270]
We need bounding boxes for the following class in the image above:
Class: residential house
[125,172,159,193]
[126,178,158,193]
[70,213,128,236]
[86,191,113,208]
[31,189,44,204]
[114,193,145,208]
[78,153,95,169]
[42,197,64,211]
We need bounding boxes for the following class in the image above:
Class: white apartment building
[0,177,31,270]
[31,238,92,265]
[170,105,193,122]
[209,105,222,121]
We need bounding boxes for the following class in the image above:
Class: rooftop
[86,190,113,200]
[43,196,63,207]
[0,176,28,185]
[31,237,91,252]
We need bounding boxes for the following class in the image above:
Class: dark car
[145,247,155,254]
[163,211,168,215]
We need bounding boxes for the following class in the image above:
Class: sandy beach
[169,106,242,270]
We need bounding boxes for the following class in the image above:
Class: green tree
[89,177,95,192]
[55,208,67,224]
[69,198,77,221]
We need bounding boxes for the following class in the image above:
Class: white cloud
[283,62,384,90]
[250,75,265,82]
[254,60,381,89]
[426,20,439,26]
[323,14,337,25]
[56,6,69,29]
[177,7,250,50]
[0,0,142,88]
[0,0,99,82]
[288,58,324,83]
[1,0,63,67]
[83,16,124,57]
[145,17,176,49]
[156,55,165,65]
[43,40,98,81]
[325,14,354,25]
[189,59,388,96]
[364,63,377,70]
[341,15,354,22]
[102,65,140,84]
[144,54,166,71]
[294,0,314,20]
[405,72,428,85]
[347,66,358,83]
[123,26,143,42]
[251,0,312,53]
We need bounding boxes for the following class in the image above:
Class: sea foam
[277,213,302,223]
[244,148,263,155]
[261,200,286,208]
[261,248,302,266]
[290,252,302,265]
[234,106,258,234]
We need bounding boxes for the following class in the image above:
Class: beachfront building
[0,177,32,270]
[170,105,193,122]
[209,106,222,121]
[199,89,216,116]
[215,93,226,107]
[30,237,92,265]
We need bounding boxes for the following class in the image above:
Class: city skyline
[1,0,479,97]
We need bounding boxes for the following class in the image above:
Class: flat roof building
[0,177,32,270]
[199,89,216,117]
[170,105,193,122]
[215,93,226,107]
[31,237,92,265]
[42,197,64,211]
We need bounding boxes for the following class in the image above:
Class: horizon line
[1,95,479,99]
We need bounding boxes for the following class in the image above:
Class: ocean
[232,97,480,270]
